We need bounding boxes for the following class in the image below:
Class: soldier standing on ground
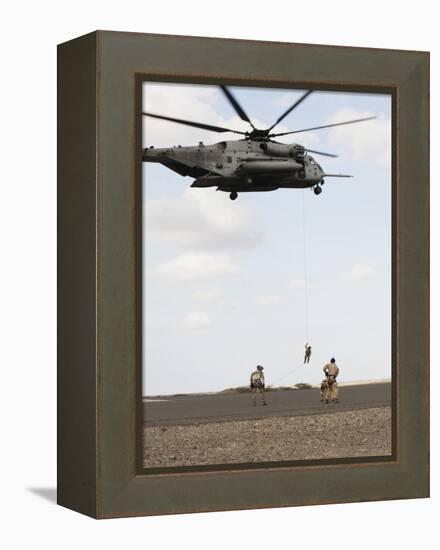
[250,365,267,406]
[323,357,340,403]
[304,343,312,364]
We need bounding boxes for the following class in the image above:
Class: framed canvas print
[57,31,429,518]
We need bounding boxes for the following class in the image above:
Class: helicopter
[142,87,375,200]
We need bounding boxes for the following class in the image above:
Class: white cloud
[183,312,212,330]
[155,252,239,281]
[342,263,375,282]
[143,83,258,147]
[143,84,223,147]
[193,288,223,302]
[146,188,262,251]
[288,278,306,289]
[255,295,286,306]
[325,109,391,167]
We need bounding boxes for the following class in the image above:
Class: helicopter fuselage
[142,139,325,198]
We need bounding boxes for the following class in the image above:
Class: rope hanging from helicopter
[271,190,311,388]
[302,189,310,346]
[271,362,307,387]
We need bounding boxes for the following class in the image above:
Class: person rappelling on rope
[304,343,312,364]
[301,191,311,367]
[250,365,267,407]
[323,357,340,404]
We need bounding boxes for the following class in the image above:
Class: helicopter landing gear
[229,191,238,201]
[313,185,322,196]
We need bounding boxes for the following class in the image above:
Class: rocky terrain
[143,406,392,468]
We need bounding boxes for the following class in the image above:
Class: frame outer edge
[57,31,99,518]
[397,52,430,497]
[65,31,429,518]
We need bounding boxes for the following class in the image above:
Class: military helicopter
[142,87,375,200]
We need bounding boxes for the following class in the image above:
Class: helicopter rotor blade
[267,90,314,132]
[304,148,338,158]
[271,116,376,137]
[220,86,256,129]
[142,112,247,135]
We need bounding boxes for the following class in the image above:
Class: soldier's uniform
[320,379,328,402]
[304,344,312,364]
[250,366,267,406]
[323,359,340,403]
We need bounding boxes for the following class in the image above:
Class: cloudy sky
[142,82,392,396]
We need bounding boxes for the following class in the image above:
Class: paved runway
[143,382,391,426]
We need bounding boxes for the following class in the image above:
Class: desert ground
[143,382,392,468]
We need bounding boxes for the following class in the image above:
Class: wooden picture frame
[57,31,429,518]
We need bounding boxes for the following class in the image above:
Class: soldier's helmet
[257,365,264,371]
[330,357,336,363]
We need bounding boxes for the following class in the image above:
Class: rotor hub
[246,129,270,141]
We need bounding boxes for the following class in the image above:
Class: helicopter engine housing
[259,142,305,158]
